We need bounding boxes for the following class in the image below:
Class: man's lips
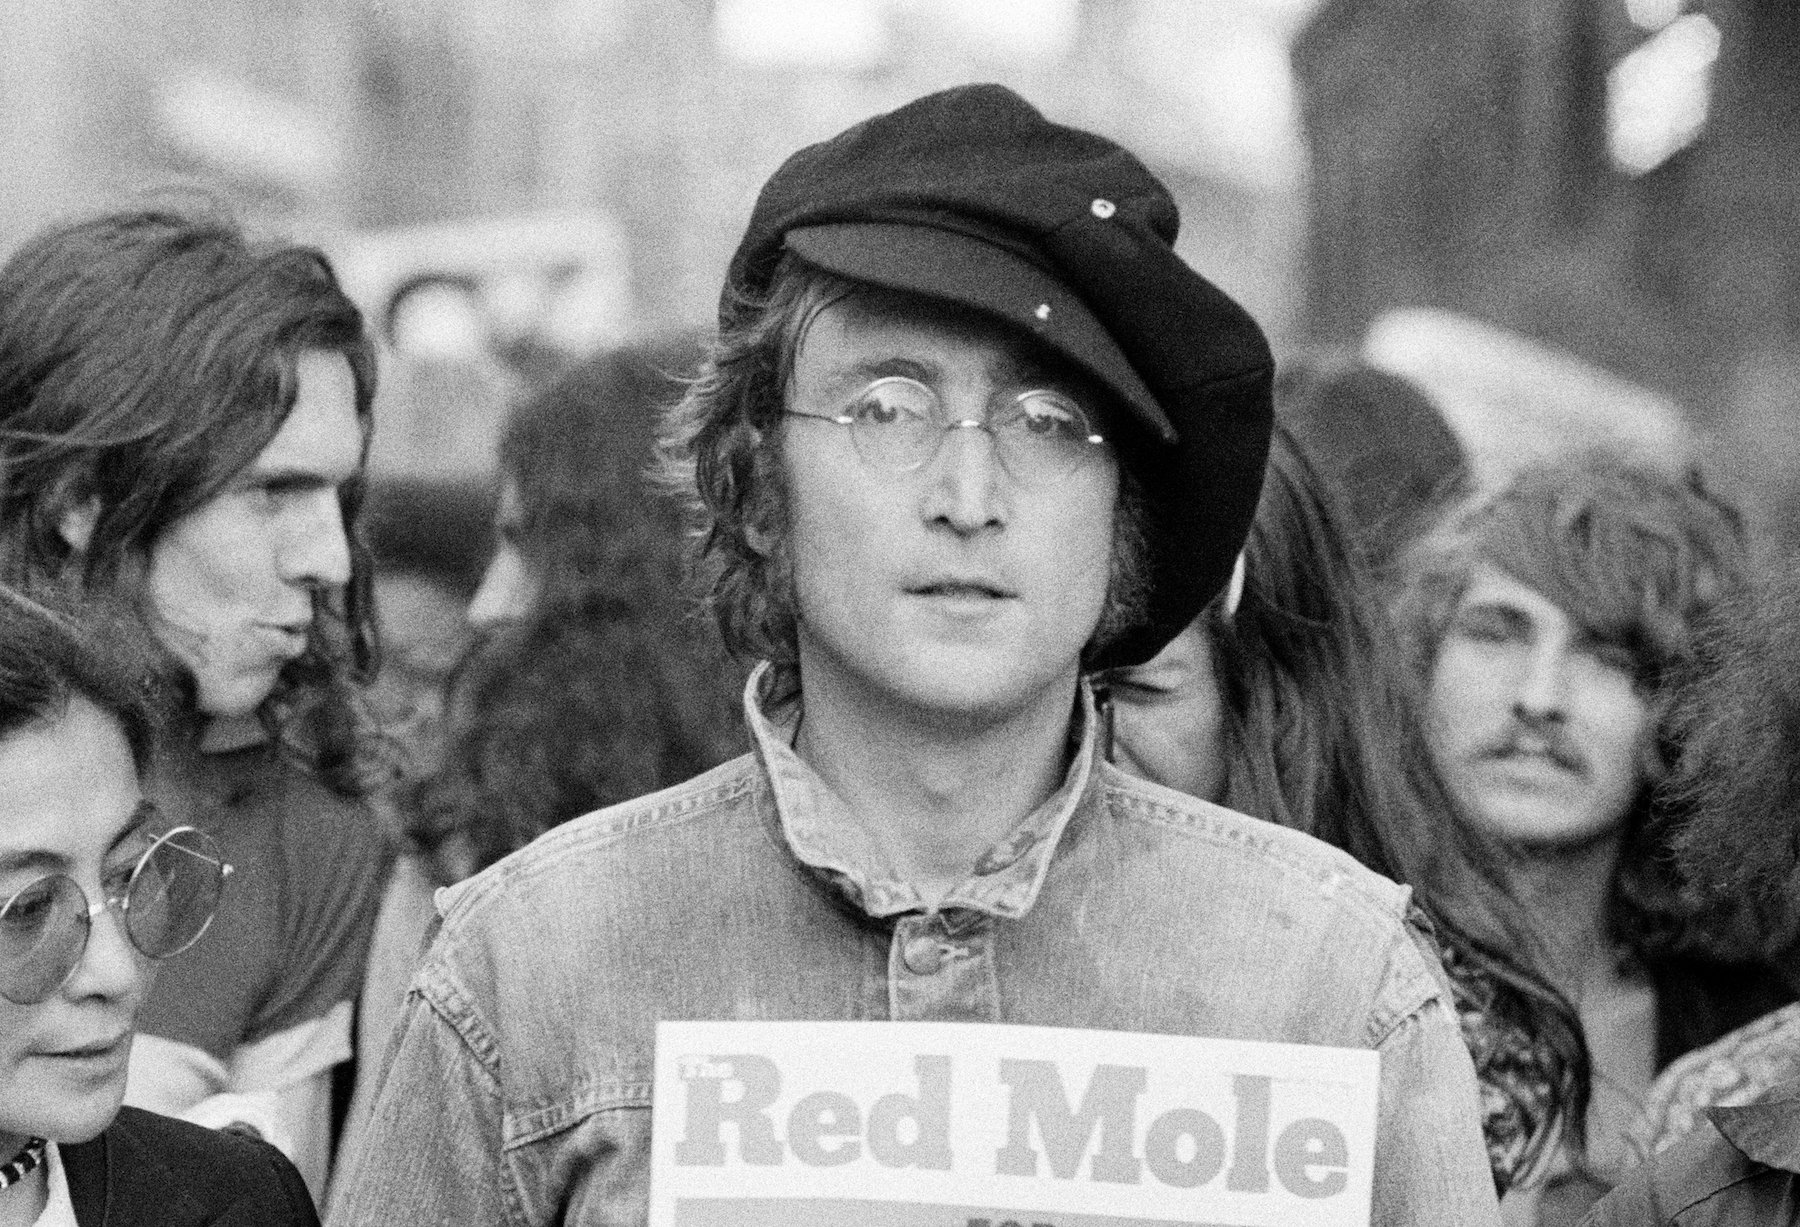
[905,580,1018,599]
[254,623,311,656]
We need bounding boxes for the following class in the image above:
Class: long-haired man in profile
[0,209,390,1194]
[337,86,1498,1224]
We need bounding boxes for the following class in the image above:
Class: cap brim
[785,222,1173,442]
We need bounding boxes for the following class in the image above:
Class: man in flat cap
[335,85,1498,1224]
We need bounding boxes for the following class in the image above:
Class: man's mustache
[1478,721,1586,776]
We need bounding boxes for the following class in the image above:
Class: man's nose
[280,490,353,589]
[1512,642,1570,722]
[921,420,1007,535]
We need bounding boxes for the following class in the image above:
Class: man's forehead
[1456,564,1567,620]
[244,348,364,479]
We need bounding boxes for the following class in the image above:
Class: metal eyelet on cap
[1090,198,1116,219]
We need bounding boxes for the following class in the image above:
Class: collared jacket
[332,671,1499,1226]
[1582,1079,1800,1224]
[63,1106,319,1226]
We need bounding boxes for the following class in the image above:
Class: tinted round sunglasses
[0,825,231,1006]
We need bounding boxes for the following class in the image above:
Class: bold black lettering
[1273,1117,1349,1198]
[1224,1073,1271,1192]
[1142,1107,1227,1188]
[787,1090,862,1167]
[672,1053,784,1166]
[994,1058,1144,1183]
[867,1054,953,1169]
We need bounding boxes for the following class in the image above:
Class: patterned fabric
[1442,942,1567,1193]
[1623,999,1800,1168]
[0,1136,43,1190]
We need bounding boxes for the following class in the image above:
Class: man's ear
[57,497,100,555]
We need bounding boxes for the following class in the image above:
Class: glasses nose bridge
[927,412,1013,480]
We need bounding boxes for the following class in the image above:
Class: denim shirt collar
[742,662,1099,920]
[1708,1077,1800,1173]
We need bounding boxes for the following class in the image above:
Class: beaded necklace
[0,1138,44,1191]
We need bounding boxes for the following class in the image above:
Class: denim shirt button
[901,934,947,975]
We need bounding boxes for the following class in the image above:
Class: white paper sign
[649,1021,1379,1227]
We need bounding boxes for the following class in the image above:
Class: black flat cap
[726,83,1274,670]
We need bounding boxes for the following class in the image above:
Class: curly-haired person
[1392,454,1792,1223]
[1583,553,1800,1224]
[335,337,748,1165]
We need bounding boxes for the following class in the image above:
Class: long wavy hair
[405,336,748,885]
[0,208,382,795]
[1169,427,1588,1177]
[1393,454,1747,964]
[1666,562,1800,959]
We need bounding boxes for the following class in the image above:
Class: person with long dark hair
[335,338,746,1175]
[1582,556,1800,1222]
[0,209,389,1195]
[1102,425,1586,1195]
[407,334,744,883]
[1392,455,1790,1220]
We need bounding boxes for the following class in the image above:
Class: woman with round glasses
[0,589,316,1226]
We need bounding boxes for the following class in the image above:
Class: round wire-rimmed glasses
[0,825,232,1005]
[782,375,1110,484]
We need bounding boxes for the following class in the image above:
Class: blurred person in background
[337,336,746,1166]
[0,210,391,1197]
[1102,424,1585,1195]
[0,587,317,1225]
[1581,559,1800,1222]
[1275,353,1471,569]
[1392,454,1792,1223]
[336,84,1499,1224]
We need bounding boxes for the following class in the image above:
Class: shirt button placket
[888,910,999,1022]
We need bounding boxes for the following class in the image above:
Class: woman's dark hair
[1188,426,1587,1182]
[405,335,748,884]
[1393,454,1747,963]
[659,254,1151,699]
[0,584,168,775]
[0,208,382,794]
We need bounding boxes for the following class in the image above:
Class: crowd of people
[0,83,1796,1226]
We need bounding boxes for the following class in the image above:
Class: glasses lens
[125,829,225,959]
[0,875,89,1005]
[994,392,1104,481]
[846,378,937,471]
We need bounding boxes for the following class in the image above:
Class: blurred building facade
[9,0,1797,532]
[1294,0,1800,536]
[0,0,1309,343]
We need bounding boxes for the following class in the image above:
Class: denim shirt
[332,669,1499,1226]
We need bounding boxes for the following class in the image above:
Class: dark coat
[1582,1080,1800,1225]
[62,1106,319,1227]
